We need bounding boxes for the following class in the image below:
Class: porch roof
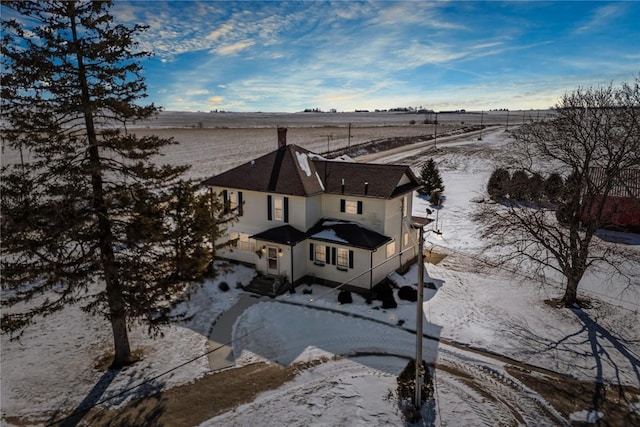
[307,218,391,250]
[251,224,307,246]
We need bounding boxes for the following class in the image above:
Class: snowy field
[2,121,639,426]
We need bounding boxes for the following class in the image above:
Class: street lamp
[415,227,442,409]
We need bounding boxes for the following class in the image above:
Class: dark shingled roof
[201,145,325,196]
[251,225,308,245]
[306,218,391,250]
[312,160,420,198]
[202,144,421,199]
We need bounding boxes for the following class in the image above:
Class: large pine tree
[1,1,232,367]
[418,158,444,196]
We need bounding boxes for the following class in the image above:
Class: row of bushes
[487,168,572,203]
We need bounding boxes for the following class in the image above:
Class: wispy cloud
[214,40,255,56]
[112,1,639,112]
[572,3,625,35]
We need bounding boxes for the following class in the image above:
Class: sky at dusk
[7,1,640,112]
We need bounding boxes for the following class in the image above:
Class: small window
[386,241,396,258]
[238,232,250,252]
[229,192,238,211]
[402,196,408,218]
[337,248,349,268]
[315,244,326,263]
[345,200,358,214]
[273,197,283,221]
[403,232,409,247]
[229,231,239,247]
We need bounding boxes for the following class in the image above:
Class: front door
[267,246,279,275]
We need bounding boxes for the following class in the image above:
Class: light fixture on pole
[415,227,442,409]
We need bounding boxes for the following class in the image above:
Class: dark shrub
[218,281,230,292]
[509,170,530,201]
[382,292,397,309]
[544,172,564,203]
[556,202,572,225]
[302,288,312,295]
[338,290,353,304]
[371,281,397,309]
[487,167,510,200]
[529,172,545,202]
[373,281,392,300]
[398,286,417,302]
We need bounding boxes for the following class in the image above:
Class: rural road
[356,125,503,163]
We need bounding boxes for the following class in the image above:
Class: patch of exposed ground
[506,365,640,426]
[77,362,296,427]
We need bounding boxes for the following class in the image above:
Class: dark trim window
[340,198,363,215]
[223,190,243,216]
[310,242,354,270]
[268,195,288,222]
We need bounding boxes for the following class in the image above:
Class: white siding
[321,194,385,234]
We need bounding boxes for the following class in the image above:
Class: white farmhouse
[202,128,428,297]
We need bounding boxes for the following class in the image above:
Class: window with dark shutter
[284,197,289,223]
[309,243,314,261]
[349,250,354,268]
[340,199,345,212]
[238,192,243,216]
[222,190,229,212]
[357,201,363,214]
[331,247,336,265]
[267,195,272,220]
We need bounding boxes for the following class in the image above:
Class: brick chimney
[277,127,287,149]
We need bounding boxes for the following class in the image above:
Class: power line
[48,243,421,425]
[48,219,636,424]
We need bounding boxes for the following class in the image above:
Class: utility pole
[478,110,484,141]
[348,122,351,148]
[505,110,510,131]
[434,113,438,149]
[415,227,425,409]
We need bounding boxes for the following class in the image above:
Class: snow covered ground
[2,127,639,426]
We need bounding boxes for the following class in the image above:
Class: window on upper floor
[268,195,289,223]
[273,197,283,221]
[402,195,408,218]
[229,191,238,210]
[340,199,363,215]
[223,190,243,216]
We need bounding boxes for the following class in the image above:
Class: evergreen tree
[487,167,510,200]
[509,170,530,201]
[1,1,233,367]
[529,172,545,203]
[418,158,444,196]
[543,172,564,203]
